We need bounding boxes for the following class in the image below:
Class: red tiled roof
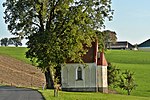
[97,51,108,66]
[66,41,97,63]
[66,40,108,66]
[82,41,98,63]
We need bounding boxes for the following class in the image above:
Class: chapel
[61,41,108,93]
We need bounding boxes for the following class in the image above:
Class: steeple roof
[97,52,108,66]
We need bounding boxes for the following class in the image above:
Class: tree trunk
[45,67,54,89]
[127,90,130,95]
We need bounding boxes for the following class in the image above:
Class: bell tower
[97,51,108,93]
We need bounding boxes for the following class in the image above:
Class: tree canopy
[96,30,117,50]
[0,38,9,46]
[3,0,113,64]
[0,37,22,47]
[3,0,113,88]
[8,37,22,47]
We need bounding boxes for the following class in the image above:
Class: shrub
[107,63,137,95]
[119,70,137,95]
[107,62,120,87]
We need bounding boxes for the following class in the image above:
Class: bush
[108,63,137,95]
[119,70,137,95]
[107,62,120,87]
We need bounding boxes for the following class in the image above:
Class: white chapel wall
[61,63,97,89]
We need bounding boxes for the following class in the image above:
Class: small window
[77,67,82,80]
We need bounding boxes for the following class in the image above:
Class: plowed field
[0,55,45,88]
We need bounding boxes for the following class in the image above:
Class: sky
[0,0,150,46]
[0,1,12,38]
[105,0,150,44]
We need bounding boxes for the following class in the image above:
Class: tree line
[0,37,22,47]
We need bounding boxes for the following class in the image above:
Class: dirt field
[0,55,45,88]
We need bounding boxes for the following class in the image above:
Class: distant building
[138,39,150,51]
[107,41,134,50]
[61,41,108,93]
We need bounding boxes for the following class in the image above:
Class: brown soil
[108,89,119,94]
[0,55,45,88]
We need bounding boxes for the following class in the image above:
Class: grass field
[38,89,150,100]
[105,50,150,97]
[0,47,30,64]
[0,47,150,99]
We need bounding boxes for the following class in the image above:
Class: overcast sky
[0,0,150,45]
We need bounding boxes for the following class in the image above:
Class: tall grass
[105,50,150,97]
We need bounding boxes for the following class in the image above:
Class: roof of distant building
[108,41,134,49]
[138,39,150,47]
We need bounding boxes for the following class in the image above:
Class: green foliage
[0,38,9,46]
[107,62,120,87]
[8,37,22,47]
[102,30,117,49]
[39,89,150,100]
[108,62,137,95]
[119,70,137,95]
[0,37,22,47]
[3,0,113,67]
[3,0,113,88]
[96,30,117,51]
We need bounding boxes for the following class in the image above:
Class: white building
[61,42,108,93]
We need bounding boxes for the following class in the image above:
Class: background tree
[96,30,117,51]
[3,0,113,88]
[119,70,137,95]
[0,38,9,46]
[8,37,22,47]
[103,30,117,49]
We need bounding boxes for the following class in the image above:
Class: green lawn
[0,46,30,64]
[38,89,150,100]
[105,50,150,64]
[105,50,150,97]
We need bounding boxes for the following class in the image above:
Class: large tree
[3,0,113,88]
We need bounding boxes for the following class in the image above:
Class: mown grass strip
[0,47,30,64]
[38,89,150,100]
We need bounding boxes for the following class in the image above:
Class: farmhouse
[138,39,150,51]
[61,41,108,93]
[107,41,134,50]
